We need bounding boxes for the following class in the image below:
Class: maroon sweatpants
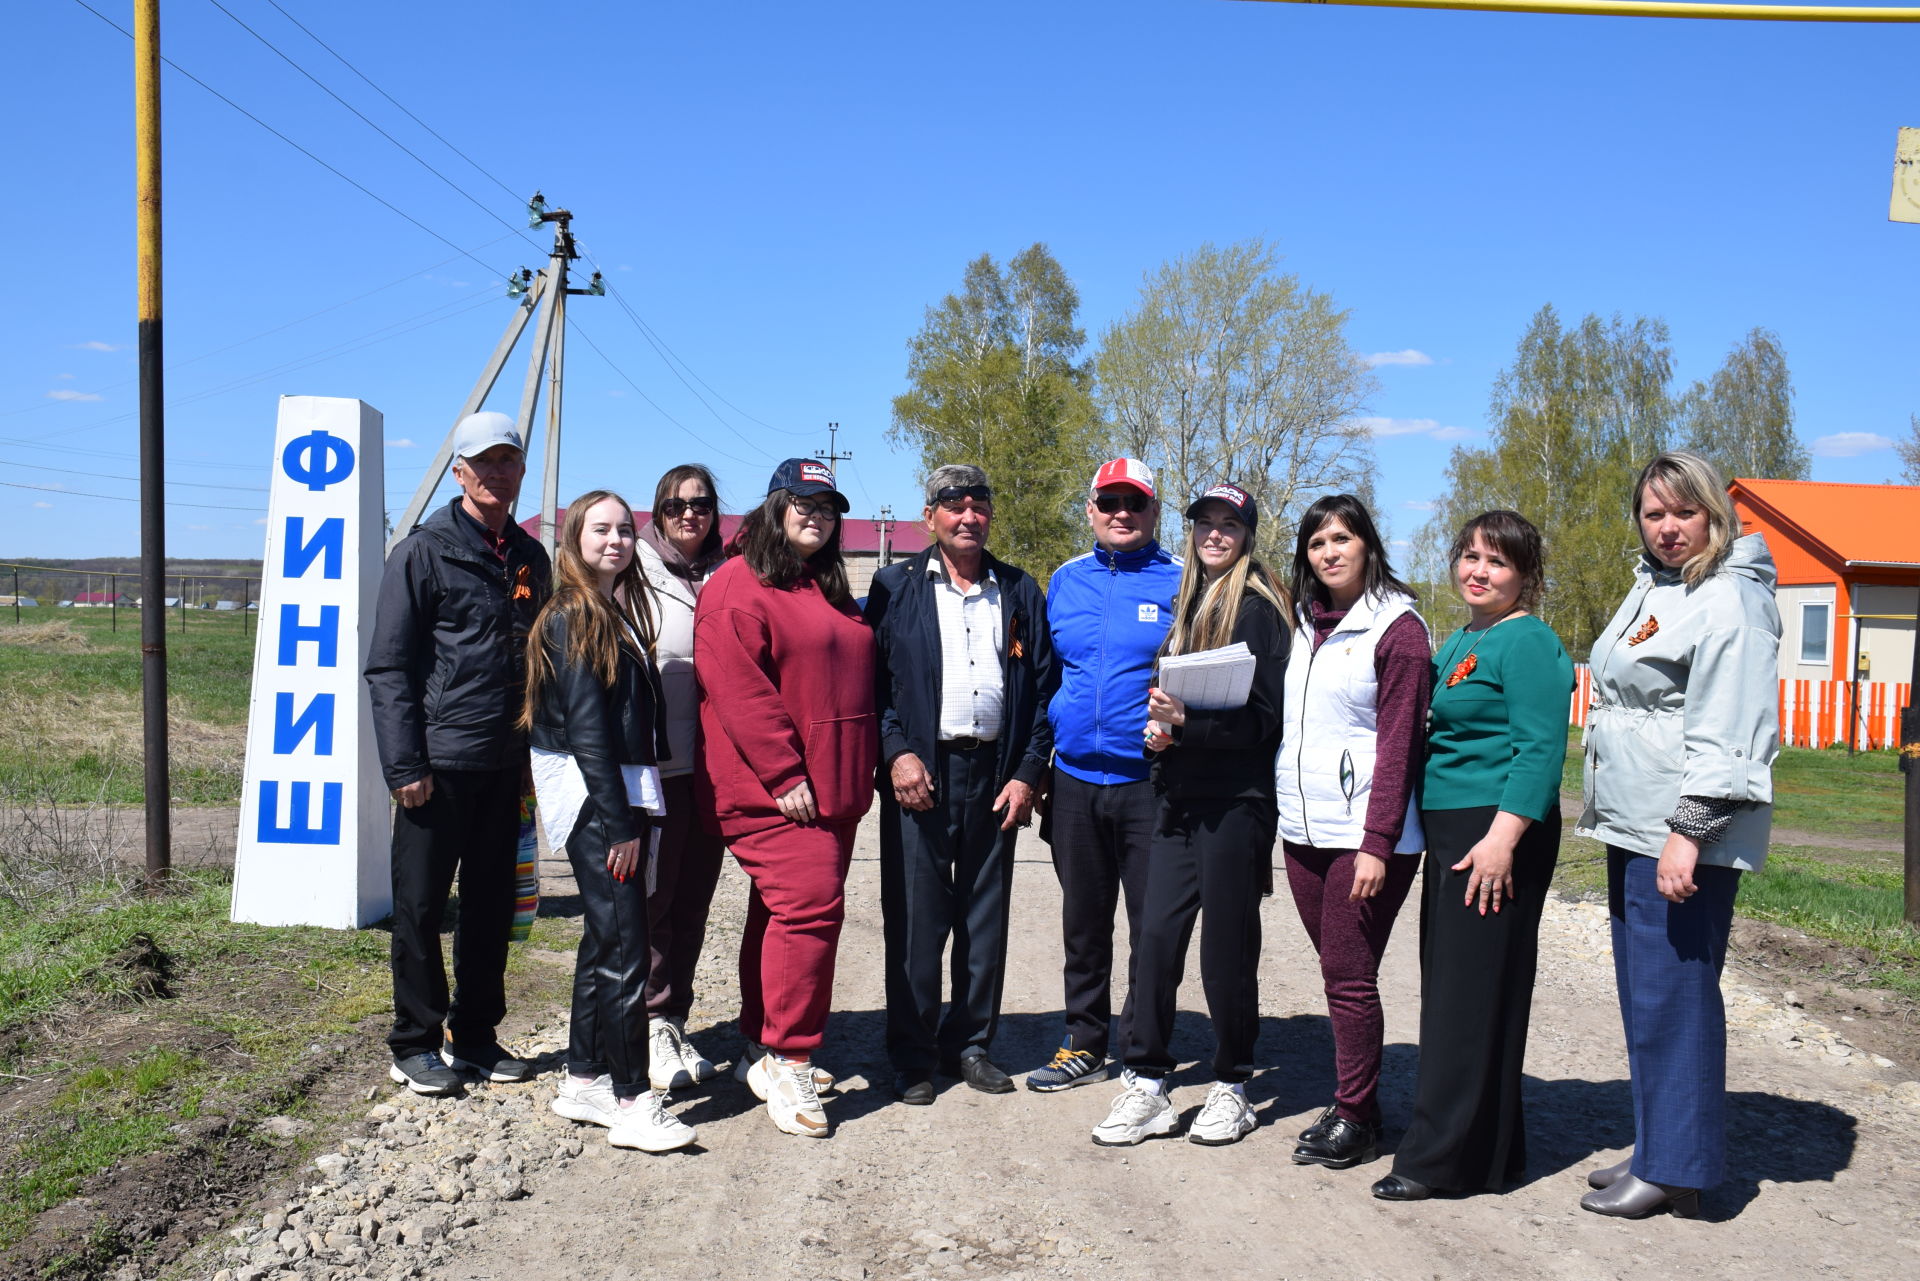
[1282,841,1418,1124]
[727,817,859,1057]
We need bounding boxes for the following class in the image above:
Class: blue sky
[5,0,1916,561]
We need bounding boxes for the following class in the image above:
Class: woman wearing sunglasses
[1090,483,1289,1148]
[694,459,877,1138]
[634,464,728,1092]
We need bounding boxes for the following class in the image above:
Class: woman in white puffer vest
[1274,494,1432,1172]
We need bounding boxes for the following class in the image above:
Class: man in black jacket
[864,465,1056,1104]
[365,411,551,1095]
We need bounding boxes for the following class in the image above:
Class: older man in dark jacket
[864,465,1056,1104]
[365,411,551,1096]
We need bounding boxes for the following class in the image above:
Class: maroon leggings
[728,817,859,1057]
[1282,842,1418,1124]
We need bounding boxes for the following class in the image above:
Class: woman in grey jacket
[1576,451,1781,1219]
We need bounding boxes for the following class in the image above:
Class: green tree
[889,245,1102,581]
[1894,412,1920,485]
[1678,327,1808,481]
[1419,305,1675,659]
[1094,238,1377,554]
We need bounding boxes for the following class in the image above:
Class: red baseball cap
[1090,457,1155,498]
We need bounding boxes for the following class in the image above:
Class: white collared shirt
[928,557,1005,741]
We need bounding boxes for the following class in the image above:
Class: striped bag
[509,791,539,942]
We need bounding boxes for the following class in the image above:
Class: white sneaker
[1091,1080,1178,1147]
[756,1054,830,1138]
[667,1017,718,1084]
[738,1042,835,1098]
[1188,1081,1256,1147]
[551,1073,620,1128]
[649,1019,690,1091]
[608,1090,697,1152]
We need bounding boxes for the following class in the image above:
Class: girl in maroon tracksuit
[694,459,877,1139]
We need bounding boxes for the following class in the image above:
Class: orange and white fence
[1568,666,1912,751]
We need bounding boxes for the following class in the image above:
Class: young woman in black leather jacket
[522,490,691,1153]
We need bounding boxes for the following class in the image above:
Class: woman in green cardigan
[1371,510,1575,1201]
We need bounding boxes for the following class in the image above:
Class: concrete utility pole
[387,195,602,557]
[135,0,171,888]
[874,505,894,567]
[815,421,853,473]
[1239,0,1920,20]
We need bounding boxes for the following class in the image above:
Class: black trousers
[1046,768,1156,1059]
[1392,805,1559,1191]
[387,766,521,1057]
[880,741,1017,1070]
[567,804,653,1099]
[1125,797,1273,1083]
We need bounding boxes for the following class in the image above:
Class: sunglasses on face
[658,497,715,519]
[932,485,993,513]
[1094,492,1151,515]
[789,498,840,520]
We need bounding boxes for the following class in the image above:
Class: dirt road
[370,814,1918,1281]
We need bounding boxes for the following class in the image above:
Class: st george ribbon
[232,397,391,927]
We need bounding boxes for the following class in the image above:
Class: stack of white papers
[1156,641,1255,710]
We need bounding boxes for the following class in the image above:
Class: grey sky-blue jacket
[1576,534,1781,871]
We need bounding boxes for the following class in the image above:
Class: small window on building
[1800,602,1830,665]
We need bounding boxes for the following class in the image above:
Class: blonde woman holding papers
[1091,483,1291,1148]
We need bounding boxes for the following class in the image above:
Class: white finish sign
[232,396,392,927]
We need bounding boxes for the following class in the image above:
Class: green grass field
[0,610,255,804]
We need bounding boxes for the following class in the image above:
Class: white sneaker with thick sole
[739,1042,835,1098]
[649,1019,690,1091]
[551,1074,620,1128]
[1188,1081,1256,1146]
[608,1090,697,1152]
[667,1017,718,1084]
[1091,1080,1178,1147]
[755,1054,830,1138]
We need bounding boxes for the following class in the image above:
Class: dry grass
[0,621,92,652]
[0,680,244,805]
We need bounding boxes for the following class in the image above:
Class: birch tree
[1094,239,1377,552]
[1678,327,1808,481]
[889,246,1102,580]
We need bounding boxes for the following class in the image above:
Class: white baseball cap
[451,411,525,462]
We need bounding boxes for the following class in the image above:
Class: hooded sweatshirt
[1576,533,1781,871]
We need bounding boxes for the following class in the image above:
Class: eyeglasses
[789,498,840,520]
[932,485,993,513]
[658,497,715,519]
[1094,492,1151,515]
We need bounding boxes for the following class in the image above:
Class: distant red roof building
[1729,478,1919,686]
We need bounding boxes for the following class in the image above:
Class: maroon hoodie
[692,556,878,838]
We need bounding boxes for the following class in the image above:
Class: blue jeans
[1608,844,1740,1189]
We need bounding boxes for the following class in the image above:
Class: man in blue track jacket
[1027,458,1180,1092]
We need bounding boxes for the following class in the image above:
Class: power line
[576,242,813,441]
[258,0,526,206]
[0,457,268,492]
[0,479,261,513]
[68,0,513,283]
[564,316,771,469]
[205,0,540,249]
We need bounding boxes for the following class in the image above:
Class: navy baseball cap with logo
[768,457,850,513]
[1185,481,1258,531]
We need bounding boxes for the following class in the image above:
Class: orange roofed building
[1728,479,1919,689]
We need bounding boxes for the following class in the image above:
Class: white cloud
[388,438,416,449]
[606,389,627,398]
[187,524,211,532]
[71,340,123,352]
[1811,431,1893,458]
[1362,349,1435,368]
[1402,499,1435,511]
[254,517,269,526]
[46,389,102,402]
[32,501,52,509]
[56,372,75,380]
[1430,425,1475,441]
